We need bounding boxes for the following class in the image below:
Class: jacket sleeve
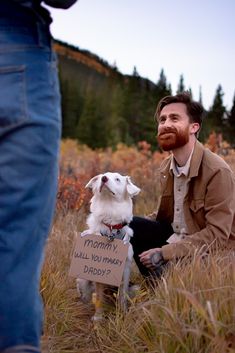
[44,0,78,9]
[161,168,235,260]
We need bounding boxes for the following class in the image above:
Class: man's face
[157,102,198,151]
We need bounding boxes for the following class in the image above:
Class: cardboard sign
[69,233,129,287]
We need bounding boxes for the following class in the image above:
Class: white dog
[77,172,140,321]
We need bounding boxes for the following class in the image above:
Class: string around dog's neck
[101,221,129,241]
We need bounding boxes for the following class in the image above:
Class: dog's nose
[101,175,108,183]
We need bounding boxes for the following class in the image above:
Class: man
[130,92,235,277]
[0,1,77,352]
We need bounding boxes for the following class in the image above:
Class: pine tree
[139,80,157,147]
[132,66,139,77]
[122,74,143,144]
[228,93,235,144]
[157,69,167,92]
[202,85,226,140]
[76,94,107,148]
[228,93,235,126]
[188,87,193,98]
[176,74,185,94]
[60,75,83,139]
[199,85,203,105]
[156,69,171,97]
[106,83,130,147]
[209,85,226,128]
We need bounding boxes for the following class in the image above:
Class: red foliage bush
[57,138,235,214]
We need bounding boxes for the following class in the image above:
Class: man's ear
[126,176,141,197]
[85,174,101,190]
[190,122,200,135]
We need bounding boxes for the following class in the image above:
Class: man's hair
[155,92,205,128]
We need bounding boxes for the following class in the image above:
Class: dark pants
[130,216,173,277]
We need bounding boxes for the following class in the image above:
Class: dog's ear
[85,175,101,190]
[126,176,141,197]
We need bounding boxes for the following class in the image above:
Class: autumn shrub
[57,139,168,216]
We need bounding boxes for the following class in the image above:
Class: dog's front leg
[93,282,105,321]
[76,278,94,303]
[119,245,133,312]
[123,227,133,245]
[123,234,130,245]
[81,229,91,237]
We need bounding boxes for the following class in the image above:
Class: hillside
[53,39,171,148]
[54,40,118,78]
[53,40,235,148]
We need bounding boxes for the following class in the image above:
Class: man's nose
[163,117,172,127]
[101,175,108,183]
[158,118,171,131]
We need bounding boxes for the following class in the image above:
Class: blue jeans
[0,4,61,352]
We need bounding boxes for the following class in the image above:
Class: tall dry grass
[96,253,235,353]
[41,139,235,353]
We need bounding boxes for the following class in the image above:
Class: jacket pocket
[189,199,205,230]
[0,65,28,128]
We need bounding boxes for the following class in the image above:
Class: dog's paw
[123,234,128,243]
[81,230,91,237]
[128,284,141,299]
[92,313,104,322]
[123,236,131,245]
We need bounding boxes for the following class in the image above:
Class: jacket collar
[188,140,204,178]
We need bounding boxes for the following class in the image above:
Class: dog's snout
[101,175,108,183]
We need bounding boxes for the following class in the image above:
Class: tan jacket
[156,140,235,260]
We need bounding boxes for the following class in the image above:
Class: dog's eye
[115,178,120,182]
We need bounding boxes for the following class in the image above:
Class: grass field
[41,139,235,353]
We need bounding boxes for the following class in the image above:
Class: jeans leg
[130,216,173,277]
[0,20,61,352]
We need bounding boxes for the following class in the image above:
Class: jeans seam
[1,344,40,353]
[0,46,50,54]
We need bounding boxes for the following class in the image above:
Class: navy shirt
[11,0,78,23]
[13,0,77,9]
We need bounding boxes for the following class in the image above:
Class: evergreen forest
[56,40,235,149]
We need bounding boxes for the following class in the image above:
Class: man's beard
[157,126,190,151]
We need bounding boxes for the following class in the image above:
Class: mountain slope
[53,39,170,148]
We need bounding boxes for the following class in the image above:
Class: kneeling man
[130,92,235,277]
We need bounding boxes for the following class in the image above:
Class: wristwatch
[150,251,165,267]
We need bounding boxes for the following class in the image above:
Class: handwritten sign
[69,233,129,287]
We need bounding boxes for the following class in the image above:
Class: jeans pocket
[0,65,28,128]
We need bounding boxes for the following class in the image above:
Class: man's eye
[159,117,166,124]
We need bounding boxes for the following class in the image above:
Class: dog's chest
[92,200,131,222]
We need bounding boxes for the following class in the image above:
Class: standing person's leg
[0,13,61,353]
[130,216,173,277]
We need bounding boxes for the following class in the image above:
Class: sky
[47,0,235,110]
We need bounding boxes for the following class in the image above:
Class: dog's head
[85,172,140,201]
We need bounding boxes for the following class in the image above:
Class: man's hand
[139,248,164,271]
